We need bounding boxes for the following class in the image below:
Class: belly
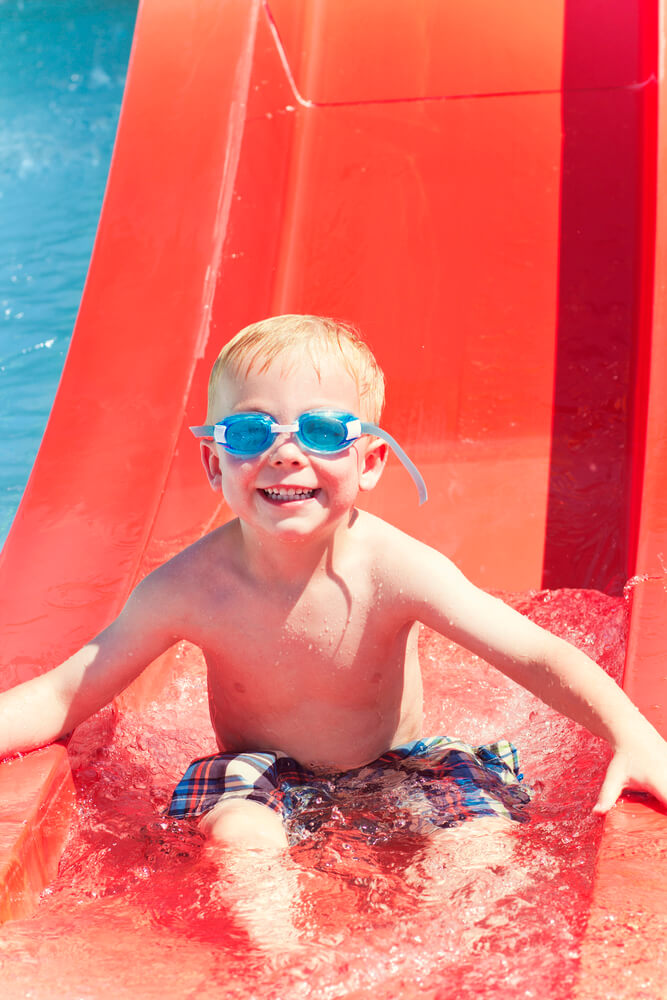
[209,691,424,772]
[204,623,424,771]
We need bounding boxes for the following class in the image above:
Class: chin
[268,511,345,544]
[271,521,328,542]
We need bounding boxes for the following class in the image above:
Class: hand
[593,732,667,814]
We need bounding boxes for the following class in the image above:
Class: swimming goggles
[190,409,427,504]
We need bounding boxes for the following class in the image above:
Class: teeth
[264,487,315,498]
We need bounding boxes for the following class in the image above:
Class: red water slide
[0,0,665,992]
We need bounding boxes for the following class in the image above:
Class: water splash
[0,589,629,1000]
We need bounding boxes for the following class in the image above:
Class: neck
[238,514,356,588]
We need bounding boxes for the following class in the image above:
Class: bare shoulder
[124,520,241,630]
[356,510,461,579]
[153,520,239,577]
[356,513,554,662]
[349,514,505,654]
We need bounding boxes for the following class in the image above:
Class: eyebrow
[227,402,355,416]
[228,403,272,414]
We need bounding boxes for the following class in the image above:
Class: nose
[266,433,308,466]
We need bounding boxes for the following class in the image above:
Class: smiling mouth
[260,487,319,503]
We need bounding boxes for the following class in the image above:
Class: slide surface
[0,2,665,995]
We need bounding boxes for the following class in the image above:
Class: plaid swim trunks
[168,737,531,840]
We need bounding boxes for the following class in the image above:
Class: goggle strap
[359,422,428,506]
[190,425,215,439]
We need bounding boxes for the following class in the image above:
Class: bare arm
[0,573,178,759]
[402,542,667,813]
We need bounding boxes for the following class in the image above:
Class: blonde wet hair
[206,315,385,423]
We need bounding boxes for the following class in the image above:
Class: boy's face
[201,351,386,543]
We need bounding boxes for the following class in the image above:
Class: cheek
[219,457,258,501]
[318,449,364,499]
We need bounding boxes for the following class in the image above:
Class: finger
[643,774,667,812]
[592,756,627,814]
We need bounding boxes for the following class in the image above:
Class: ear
[358,438,388,494]
[200,440,223,492]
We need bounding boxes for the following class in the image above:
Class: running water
[0,588,628,1000]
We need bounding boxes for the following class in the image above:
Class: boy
[1,314,666,855]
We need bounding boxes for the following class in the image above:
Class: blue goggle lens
[223,414,273,454]
[299,412,349,451]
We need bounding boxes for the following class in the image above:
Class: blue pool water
[0,0,137,545]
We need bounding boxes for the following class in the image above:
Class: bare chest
[191,578,405,703]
